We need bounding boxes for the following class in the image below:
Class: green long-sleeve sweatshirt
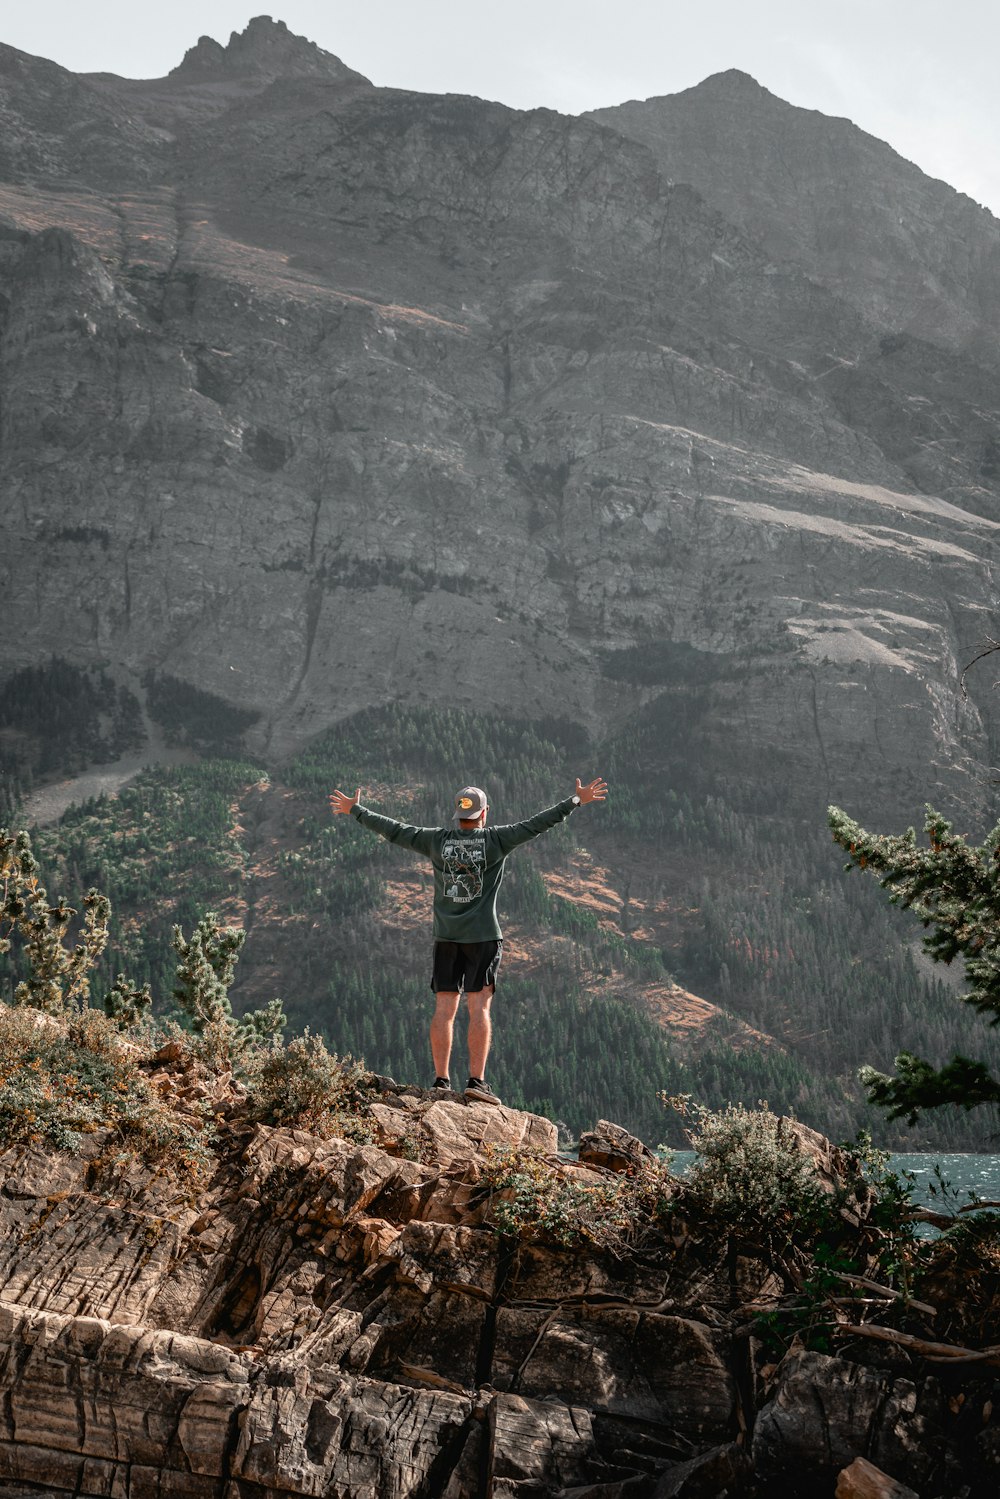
[350,797,578,941]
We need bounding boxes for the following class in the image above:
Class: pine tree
[1,827,110,1013]
[829,802,1000,1124]
[171,914,285,1051]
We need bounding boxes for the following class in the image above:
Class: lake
[892,1153,1000,1212]
[670,1151,1000,1214]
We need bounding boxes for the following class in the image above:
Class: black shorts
[431,939,503,994]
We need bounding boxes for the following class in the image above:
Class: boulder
[371,1093,558,1168]
[487,1393,596,1496]
[652,1440,752,1497]
[753,1350,945,1495]
[774,1118,871,1211]
[0,1302,251,1494]
[835,1456,920,1499]
[578,1120,658,1174]
[493,1305,736,1441]
[233,1365,474,1497]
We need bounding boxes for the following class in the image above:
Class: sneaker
[433,1076,452,1091]
[464,1077,502,1107]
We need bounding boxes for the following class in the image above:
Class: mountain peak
[686,68,771,99]
[168,15,368,85]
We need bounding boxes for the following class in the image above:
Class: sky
[4,1,999,218]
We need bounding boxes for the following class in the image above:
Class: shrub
[0,1003,209,1177]
[103,975,153,1030]
[666,1097,828,1234]
[171,913,285,1069]
[247,1031,373,1141]
[479,1143,674,1250]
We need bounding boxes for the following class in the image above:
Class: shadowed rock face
[1,28,1000,828]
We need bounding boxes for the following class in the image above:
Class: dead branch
[832,1271,936,1316]
[837,1323,1000,1365]
[960,637,1000,699]
[909,1199,1000,1229]
[398,1361,469,1394]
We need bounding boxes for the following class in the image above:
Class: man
[328,776,608,1105]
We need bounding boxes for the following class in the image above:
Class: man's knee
[434,991,461,1018]
[465,987,494,1015]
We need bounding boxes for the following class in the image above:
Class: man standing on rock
[328,778,608,1105]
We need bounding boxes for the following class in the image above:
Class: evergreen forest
[2,666,998,1149]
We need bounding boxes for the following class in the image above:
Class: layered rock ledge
[0,1077,997,1498]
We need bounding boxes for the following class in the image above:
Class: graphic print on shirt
[442,835,486,903]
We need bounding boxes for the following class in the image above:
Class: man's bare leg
[466,987,494,1080]
[431,991,461,1080]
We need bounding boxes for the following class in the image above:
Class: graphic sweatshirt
[351,798,578,941]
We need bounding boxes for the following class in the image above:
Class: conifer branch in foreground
[829,803,1000,1126]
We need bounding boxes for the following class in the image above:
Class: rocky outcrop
[167,15,370,85]
[0,1085,728,1497]
[0,1079,997,1497]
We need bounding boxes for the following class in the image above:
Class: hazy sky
[5,1,999,218]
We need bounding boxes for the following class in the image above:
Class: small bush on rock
[666,1097,828,1234]
[247,1031,373,1142]
[480,1144,673,1251]
[0,1003,209,1177]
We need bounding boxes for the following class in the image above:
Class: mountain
[589,71,1000,367]
[1,33,998,797]
[2,21,1000,1144]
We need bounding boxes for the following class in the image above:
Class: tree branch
[837,1323,1000,1365]
[961,636,1000,700]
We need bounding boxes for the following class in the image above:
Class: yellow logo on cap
[459,797,474,810]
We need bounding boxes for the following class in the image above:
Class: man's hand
[329,787,361,816]
[575,777,608,806]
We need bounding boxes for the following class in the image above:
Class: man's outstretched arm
[329,788,440,855]
[492,776,608,855]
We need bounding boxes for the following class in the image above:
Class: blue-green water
[892,1153,1000,1211]
[670,1151,1000,1213]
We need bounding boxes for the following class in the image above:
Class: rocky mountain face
[2,16,1000,837]
[0,1059,994,1499]
[590,71,1000,368]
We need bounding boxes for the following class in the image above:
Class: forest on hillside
[1,662,998,1147]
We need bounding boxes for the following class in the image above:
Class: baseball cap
[453,786,488,821]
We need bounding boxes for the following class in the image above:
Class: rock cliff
[0,1052,997,1499]
[1,20,1000,834]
